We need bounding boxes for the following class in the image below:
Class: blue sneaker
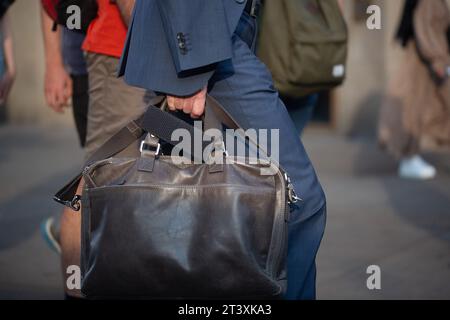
[40,217,61,254]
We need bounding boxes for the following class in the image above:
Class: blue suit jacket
[118,0,247,96]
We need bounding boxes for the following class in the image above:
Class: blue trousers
[208,12,327,300]
[283,94,319,135]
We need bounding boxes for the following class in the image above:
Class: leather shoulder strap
[54,94,275,210]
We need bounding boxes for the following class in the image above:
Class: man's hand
[167,86,207,118]
[45,64,72,113]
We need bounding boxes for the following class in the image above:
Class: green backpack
[258,0,348,97]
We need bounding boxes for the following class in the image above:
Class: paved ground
[0,124,449,300]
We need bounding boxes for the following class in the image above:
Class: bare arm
[2,11,15,79]
[0,10,15,104]
[114,0,135,26]
[41,6,63,69]
[337,0,344,12]
[41,5,72,112]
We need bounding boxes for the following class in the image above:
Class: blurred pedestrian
[40,1,91,300]
[42,0,145,300]
[379,0,450,179]
[53,0,147,299]
[0,0,15,106]
[82,0,148,158]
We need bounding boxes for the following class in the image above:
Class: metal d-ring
[70,195,81,211]
[140,134,161,157]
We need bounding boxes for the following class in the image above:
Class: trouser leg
[208,14,326,299]
[282,94,319,135]
[71,74,89,148]
[85,53,149,159]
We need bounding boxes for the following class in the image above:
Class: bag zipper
[269,171,302,281]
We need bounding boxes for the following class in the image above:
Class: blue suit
[119,0,327,300]
[119,0,246,96]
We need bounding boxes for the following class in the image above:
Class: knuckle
[191,110,202,117]
[183,103,193,112]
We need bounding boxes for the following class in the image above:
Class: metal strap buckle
[140,139,161,156]
[220,141,229,157]
[70,195,82,211]
[53,195,81,212]
[213,140,229,157]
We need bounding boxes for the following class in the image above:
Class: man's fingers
[169,97,183,111]
[191,96,205,118]
[61,79,72,105]
[46,90,57,110]
[48,94,63,113]
[167,86,207,117]
[191,87,207,118]
[182,98,193,114]
[174,98,185,111]
[54,91,63,108]
[64,78,73,100]
[46,85,66,112]
[54,91,68,113]
[167,96,177,111]
[168,96,190,112]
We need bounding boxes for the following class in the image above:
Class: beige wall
[6,0,72,126]
[335,0,403,136]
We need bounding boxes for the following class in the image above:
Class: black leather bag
[55,96,298,299]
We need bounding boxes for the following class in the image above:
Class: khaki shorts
[85,52,153,158]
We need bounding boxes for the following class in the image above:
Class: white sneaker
[399,155,437,180]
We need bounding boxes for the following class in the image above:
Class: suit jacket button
[177,32,188,54]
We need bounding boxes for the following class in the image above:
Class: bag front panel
[81,158,287,299]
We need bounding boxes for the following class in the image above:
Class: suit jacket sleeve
[156,0,233,76]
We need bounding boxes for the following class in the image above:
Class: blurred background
[0,0,449,299]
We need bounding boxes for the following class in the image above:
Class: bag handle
[54,95,253,210]
[140,95,271,164]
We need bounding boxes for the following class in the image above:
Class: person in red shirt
[83,0,128,59]
[82,0,149,158]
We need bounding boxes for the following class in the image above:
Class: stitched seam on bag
[87,184,277,192]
